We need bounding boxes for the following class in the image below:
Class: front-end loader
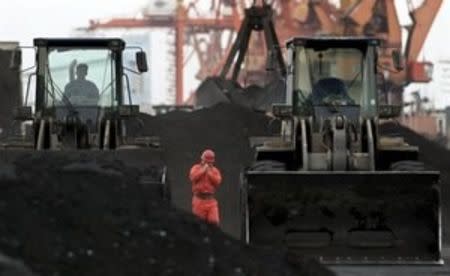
[1,38,167,198]
[241,37,441,264]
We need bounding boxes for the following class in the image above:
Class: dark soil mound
[379,121,450,172]
[130,103,278,238]
[380,121,450,244]
[0,104,331,275]
[0,253,34,276]
[0,154,331,276]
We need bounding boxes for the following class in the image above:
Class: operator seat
[311,77,355,105]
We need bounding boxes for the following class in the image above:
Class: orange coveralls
[189,164,222,225]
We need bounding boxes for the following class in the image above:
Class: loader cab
[286,37,378,119]
[33,38,128,121]
[22,38,148,150]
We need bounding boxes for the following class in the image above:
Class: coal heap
[0,253,34,276]
[0,104,332,276]
[129,103,279,238]
[380,121,450,244]
[379,121,450,173]
[0,153,331,276]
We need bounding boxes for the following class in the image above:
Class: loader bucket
[241,171,441,264]
[0,148,168,200]
[195,77,233,108]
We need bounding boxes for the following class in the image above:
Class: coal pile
[0,104,332,276]
[0,253,34,276]
[130,103,279,239]
[380,121,450,244]
[0,153,331,276]
[379,121,450,172]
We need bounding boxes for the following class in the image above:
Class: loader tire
[390,160,426,171]
[249,160,286,171]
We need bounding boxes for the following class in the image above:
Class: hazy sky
[1,0,448,58]
[0,0,449,107]
[0,0,148,44]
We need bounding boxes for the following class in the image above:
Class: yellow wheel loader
[241,37,441,264]
[1,38,167,198]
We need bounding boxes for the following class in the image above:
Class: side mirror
[378,105,402,119]
[392,50,404,71]
[9,49,22,70]
[136,51,148,73]
[424,62,434,80]
[14,106,33,121]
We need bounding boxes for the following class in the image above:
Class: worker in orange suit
[189,149,222,225]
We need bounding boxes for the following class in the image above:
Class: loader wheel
[249,160,286,172]
[390,160,425,171]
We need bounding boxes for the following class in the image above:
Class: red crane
[87,0,241,105]
[86,0,442,107]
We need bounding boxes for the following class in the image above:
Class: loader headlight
[272,104,293,118]
[119,105,140,117]
[14,106,33,121]
[378,105,402,119]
